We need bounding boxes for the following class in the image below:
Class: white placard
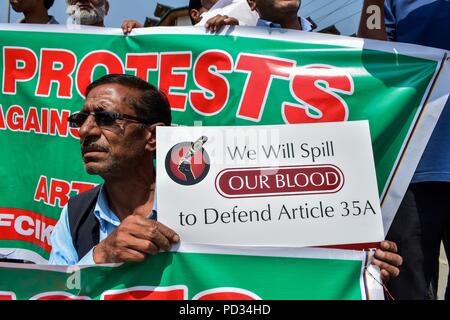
[157,121,384,247]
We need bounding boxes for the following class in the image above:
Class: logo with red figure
[165,136,210,186]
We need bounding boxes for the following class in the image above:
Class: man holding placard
[50,74,402,287]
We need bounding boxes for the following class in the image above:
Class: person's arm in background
[357,0,387,40]
[121,20,143,35]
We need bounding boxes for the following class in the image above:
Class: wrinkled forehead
[83,84,137,114]
[66,0,106,6]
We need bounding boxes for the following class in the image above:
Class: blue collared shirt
[256,16,314,32]
[49,186,157,265]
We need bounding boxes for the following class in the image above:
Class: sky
[0,0,363,35]
[301,0,364,35]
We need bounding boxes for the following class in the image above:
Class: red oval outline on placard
[215,164,344,199]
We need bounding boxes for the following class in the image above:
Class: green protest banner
[0,24,448,273]
[0,244,383,300]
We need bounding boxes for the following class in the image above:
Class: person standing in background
[359,0,450,300]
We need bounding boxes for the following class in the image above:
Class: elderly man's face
[66,0,108,25]
[248,0,301,20]
[78,83,149,177]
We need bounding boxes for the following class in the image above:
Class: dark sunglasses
[68,111,151,128]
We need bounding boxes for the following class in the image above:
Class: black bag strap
[68,185,102,260]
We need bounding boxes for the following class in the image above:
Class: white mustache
[66,3,106,25]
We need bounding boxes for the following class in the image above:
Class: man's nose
[79,114,101,139]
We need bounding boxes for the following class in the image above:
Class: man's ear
[105,0,110,16]
[145,122,165,153]
[246,0,257,11]
[189,9,200,24]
